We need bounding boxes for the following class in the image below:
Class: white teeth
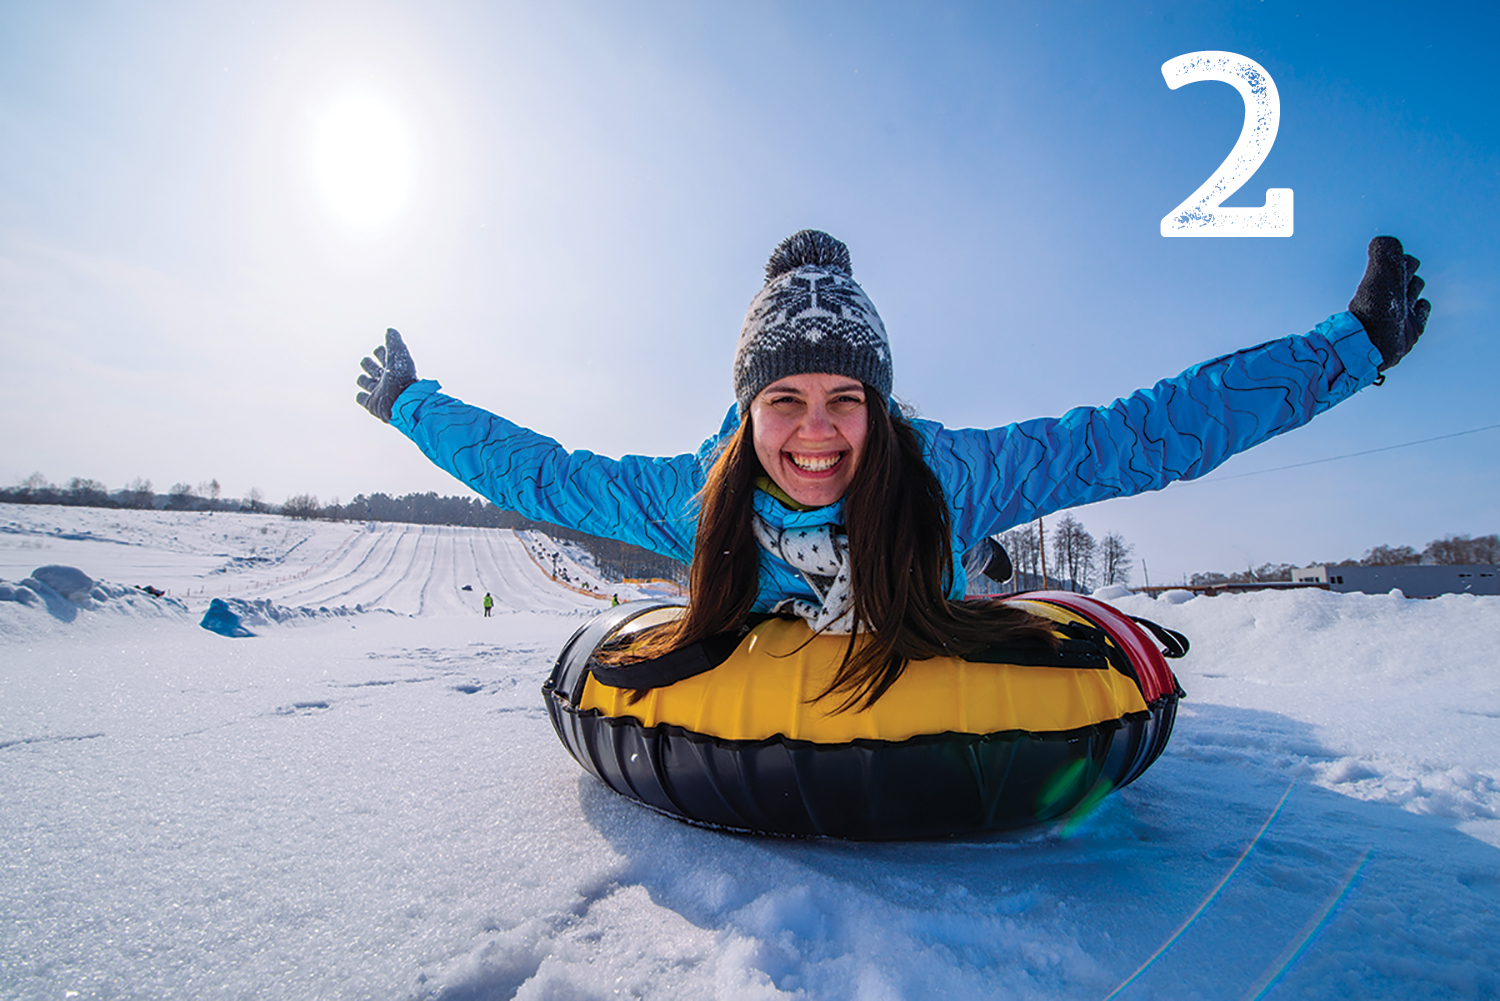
[791,453,840,472]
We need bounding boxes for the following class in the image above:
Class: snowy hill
[3,502,1499,999]
[0,503,655,621]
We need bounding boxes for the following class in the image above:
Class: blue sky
[2,0,1496,583]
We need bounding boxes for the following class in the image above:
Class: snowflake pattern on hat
[745,272,887,345]
[733,233,893,414]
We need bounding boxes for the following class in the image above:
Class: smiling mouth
[788,452,844,473]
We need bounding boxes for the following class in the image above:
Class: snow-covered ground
[3,502,1498,1000]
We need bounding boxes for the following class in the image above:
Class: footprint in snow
[274,701,331,716]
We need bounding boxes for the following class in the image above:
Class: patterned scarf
[751,514,856,635]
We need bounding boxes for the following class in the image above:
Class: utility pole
[1037,517,1048,591]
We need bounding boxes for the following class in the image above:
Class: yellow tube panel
[578,601,1150,743]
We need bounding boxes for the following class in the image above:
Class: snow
[3,502,1499,999]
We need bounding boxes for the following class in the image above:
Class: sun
[309,90,416,231]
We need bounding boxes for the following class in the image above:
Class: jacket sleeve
[925,312,1385,547]
[390,381,704,562]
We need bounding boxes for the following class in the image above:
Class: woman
[356,230,1429,708]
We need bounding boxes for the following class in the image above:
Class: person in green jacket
[482,592,493,617]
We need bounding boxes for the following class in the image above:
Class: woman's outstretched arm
[930,236,1430,548]
[928,311,1382,547]
[355,331,705,561]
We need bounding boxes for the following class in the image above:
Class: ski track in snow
[2,502,1499,1000]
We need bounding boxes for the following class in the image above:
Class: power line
[1199,421,1500,484]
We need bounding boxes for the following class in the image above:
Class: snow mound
[208,595,381,628]
[31,564,95,598]
[0,564,191,631]
[1,562,381,643]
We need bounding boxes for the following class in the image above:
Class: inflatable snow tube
[543,592,1185,840]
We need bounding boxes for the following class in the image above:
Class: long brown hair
[605,389,1056,710]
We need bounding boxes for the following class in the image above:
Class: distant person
[482,592,493,617]
[358,230,1429,708]
[610,593,620,607]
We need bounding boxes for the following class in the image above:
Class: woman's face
[750,373,869,508]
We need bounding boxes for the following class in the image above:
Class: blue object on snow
[200,598,255,638]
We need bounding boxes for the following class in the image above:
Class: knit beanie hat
[733,230,892,416]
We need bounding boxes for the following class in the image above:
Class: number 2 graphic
[1160,51,1293,237]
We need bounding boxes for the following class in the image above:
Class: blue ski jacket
[391,312,1383,611]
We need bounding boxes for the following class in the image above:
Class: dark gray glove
[1348,236,1431,372]
[961,537,1013,584]
[356,328,417,423]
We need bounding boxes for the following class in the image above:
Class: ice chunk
[200,598,256,638]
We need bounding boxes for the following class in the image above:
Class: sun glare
[310,91,416,230]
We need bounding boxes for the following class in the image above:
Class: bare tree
[1000,524,1042,586]
[18,472,57,503]
[1362,544,1420,566]
[1098,531,1134,586]
[283,494,321,519]
[198,478,223,512]
[166,482,197,511]
[1051,512,1096,592]
[124,477,155,509]
[244,487,266,513]
[1424,534,1500,565]
[65,477,110,506]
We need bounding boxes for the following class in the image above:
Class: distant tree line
[0,473,251,512]
[1187,533,1500,586]
[987,514,1498,593]
[1187,563,1298,587]
[1358,535,1500,566]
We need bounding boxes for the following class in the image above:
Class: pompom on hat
[733,230,892,416]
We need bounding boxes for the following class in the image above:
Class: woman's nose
[800,403,837,437]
